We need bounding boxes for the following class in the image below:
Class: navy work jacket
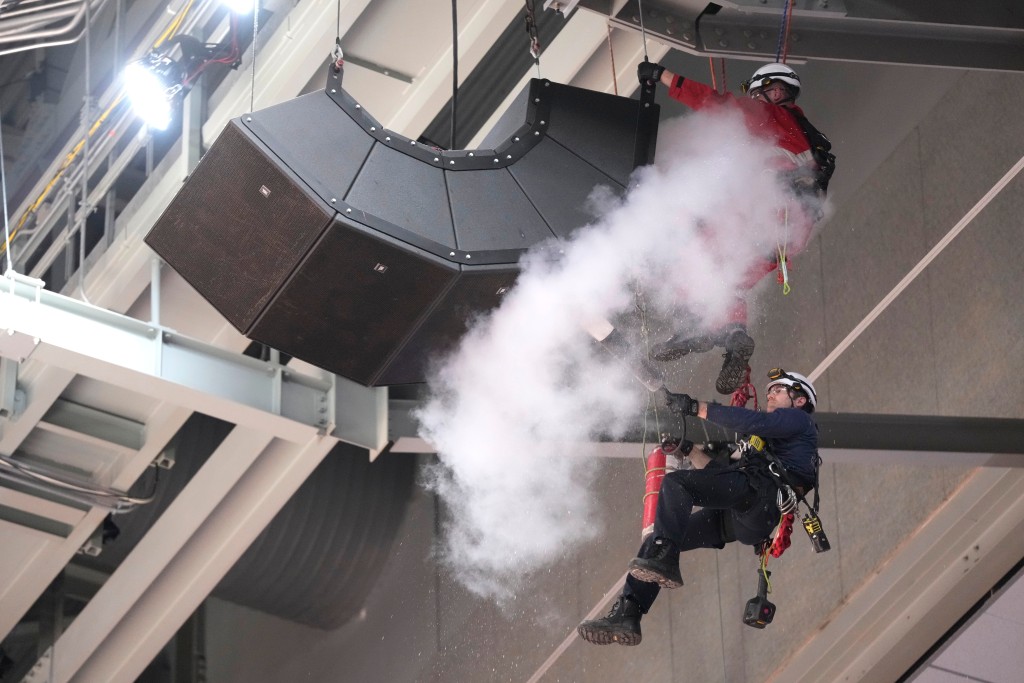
[705,404,818,487]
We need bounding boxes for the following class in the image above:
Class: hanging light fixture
[123,51,186,131]
[221,0,255,14]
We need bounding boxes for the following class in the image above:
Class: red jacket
[667,76,815,174]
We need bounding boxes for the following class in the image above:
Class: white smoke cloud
[415,108,811,601]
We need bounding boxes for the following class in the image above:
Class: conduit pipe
[0,0,105,45]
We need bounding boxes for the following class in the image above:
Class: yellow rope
[777,204,791,295]
[3,0,195,258]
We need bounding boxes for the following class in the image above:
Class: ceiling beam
[386,399,1024,464]
[49,432,338,683]
[598,0,1024,72]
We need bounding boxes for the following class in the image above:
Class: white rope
[809,151,1024,384]
[1,106,11,274]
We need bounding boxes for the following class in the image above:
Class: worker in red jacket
[635,61,835,395]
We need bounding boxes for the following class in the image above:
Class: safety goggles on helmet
[766,368,817,408]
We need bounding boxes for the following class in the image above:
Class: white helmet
[766,368,816,410]
[742,63,801,98]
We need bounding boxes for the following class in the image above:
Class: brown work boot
[577,596,643,646]
[628,537,683,589]
[716,329,755,394]
[650,331,716,362]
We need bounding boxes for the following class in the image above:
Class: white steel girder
[38,433,338,683]
[0,402,191,643]
[0,274,387,453]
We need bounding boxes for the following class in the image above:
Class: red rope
[730,366,758,409]
[780,0,795,63]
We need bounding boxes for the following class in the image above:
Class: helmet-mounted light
[766,368,817,408]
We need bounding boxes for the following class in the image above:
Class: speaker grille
[146,123,332,332]
[146,73,659,386]
[249,215,458,385]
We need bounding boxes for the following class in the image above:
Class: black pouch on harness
[790,111,836,194]
[725,459,782,546]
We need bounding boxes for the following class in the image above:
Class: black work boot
[716,328,755,394]
[577,596,643,646]
[628,537,683,589]
[650,331,716,362]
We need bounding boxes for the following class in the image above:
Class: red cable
[781,0,795,63]
[730,366,758,409]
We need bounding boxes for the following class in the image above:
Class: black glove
[665,391,699,417]
[637,61,665,85]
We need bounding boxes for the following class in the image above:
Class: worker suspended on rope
[578,368,823,646]
[634,60,836,395]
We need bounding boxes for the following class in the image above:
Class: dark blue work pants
[623,465,778,613]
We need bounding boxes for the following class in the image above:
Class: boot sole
[651,340,716,363]
[650,345,690,362]
[628,562,684,589]
[577,624,641,646]
[716,332,755,394]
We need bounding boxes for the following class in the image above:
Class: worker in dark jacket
[636,61,835,395]
[578,369,819,646]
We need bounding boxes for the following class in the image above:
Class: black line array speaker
[146,66,659,386]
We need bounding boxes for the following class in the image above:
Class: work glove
[637,60,665,85]
[665,391,699,417]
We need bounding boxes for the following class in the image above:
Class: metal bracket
[0,357,26,419]
[77,529,104,557]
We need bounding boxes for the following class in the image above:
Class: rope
[451,0,458,148]
[606,24,618,96]
[730,367,758,409]
[1,92,126,259]
[636,0,649,61]
[154,0,195,49]
[634,286,664,471]
[250,0,259,113]
[707,57,727,95]
[3,0,189,258]
[0,97,10,273]
[777,204,791,295]
[79,0,92,303]
[773,0,793,63]
[809,150,1024,385]
[780,0,796,63]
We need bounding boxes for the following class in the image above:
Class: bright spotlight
[221,0,254,14]
[123,53,185,131]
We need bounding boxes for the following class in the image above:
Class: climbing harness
[790,109,837,194]
[736,432,829,628]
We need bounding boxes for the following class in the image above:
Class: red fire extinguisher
[642,445,676,539]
